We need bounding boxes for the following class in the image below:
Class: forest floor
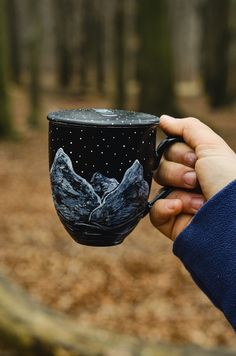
[1,87,236,350]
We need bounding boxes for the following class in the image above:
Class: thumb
[150,199,192,241]
[150,199,182,227]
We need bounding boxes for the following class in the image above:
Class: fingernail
[191,197,204,210]
[160,114,174,120]
[166,199,179,210]
[185,152,197,167]
[183,171,197,187]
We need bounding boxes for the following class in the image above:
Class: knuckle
[186,117,200,126]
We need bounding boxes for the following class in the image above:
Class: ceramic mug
[48,109,181,246]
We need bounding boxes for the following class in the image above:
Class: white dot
[119,168,122,171]
[122,145,126,148]
[92,164,95,168]
[114,153,117,156]
[142,141,145,144]
[105,162,108,165]
[70,151,72,154]
[107,171,110,173]
[51,138,54,141]
[128,160,132,163]
[75,160,78,163]
[78,155,81,158]
[85,163,87,166]
[81,129,83,132]
[132,147,135,150]
[56,127,58,130]
[134,131,136,134]
[101,151,104,154]
[91,150,93,153]
[143,158,146,161]
[84,146,86,148]
[102,138,106,141]
[106,144,110,148]
[69,131,72,134]
[112,137,115,139]
[70,142,72,144]
[80,137,82,140]
[81,170,84,174]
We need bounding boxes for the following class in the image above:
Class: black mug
[48,109,181,246]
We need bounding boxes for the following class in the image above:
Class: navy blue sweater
[173,180,236,330]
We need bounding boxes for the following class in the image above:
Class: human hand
[150,115,236,241]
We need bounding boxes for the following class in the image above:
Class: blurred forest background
[1,0,236,354]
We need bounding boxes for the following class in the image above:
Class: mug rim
[47,108,160,128]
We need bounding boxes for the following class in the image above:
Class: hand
[150,115,236,241]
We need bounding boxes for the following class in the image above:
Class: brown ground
[1,88,236,349]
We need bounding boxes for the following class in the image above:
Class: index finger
[160,115,227,150]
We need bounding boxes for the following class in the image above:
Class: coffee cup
[48,109,181,246]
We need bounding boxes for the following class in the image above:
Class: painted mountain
[50,148,149,245]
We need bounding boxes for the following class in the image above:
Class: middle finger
[164,142,197,168]
[154,159,197,189]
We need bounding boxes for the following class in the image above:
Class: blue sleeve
[173,179,236,330]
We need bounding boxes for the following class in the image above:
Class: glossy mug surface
[48,109,180,246]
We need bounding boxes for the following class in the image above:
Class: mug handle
[144,136,183,214]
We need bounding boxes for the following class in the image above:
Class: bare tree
[200,0,231,107]
[137,0,176,115]
[0,0,14,139]
[114,0,126,108]
[6,0,21,84]
[27,0,42,128]
[53,0,74,87]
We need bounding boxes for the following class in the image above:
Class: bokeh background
[0,0,236,354]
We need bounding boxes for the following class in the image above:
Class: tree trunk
[6,0,21,84]
[27,0,41,129]
[200,0,231,108]
[53,0,73,87]
[78,0,93,95]
[94,1,105,95]
[0,0,14,139]
[137,0,176,116]
[114,0,126,108]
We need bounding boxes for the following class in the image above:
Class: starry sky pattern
[48,109,159,184]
